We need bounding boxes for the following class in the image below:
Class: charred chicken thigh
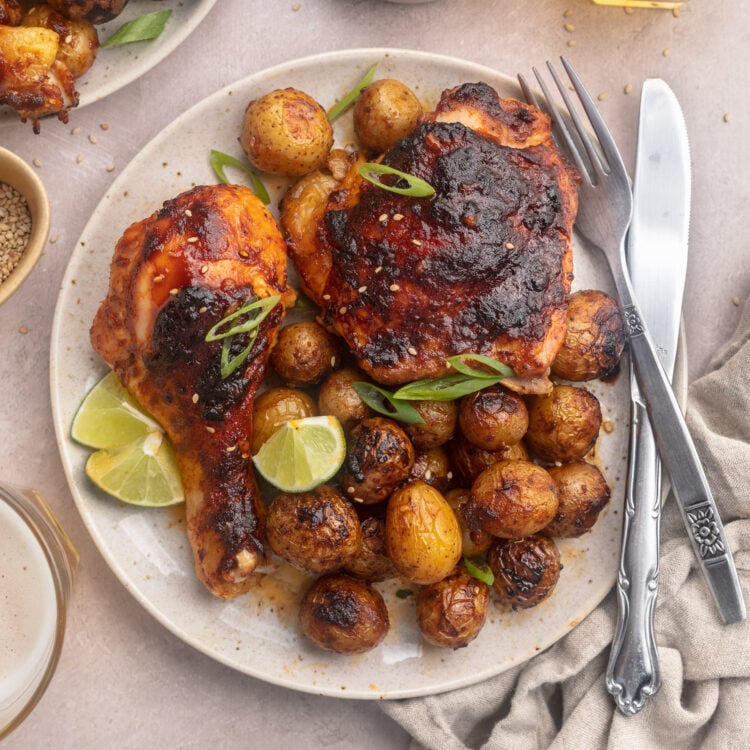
[91,184,295,599]
[282,82,578,391]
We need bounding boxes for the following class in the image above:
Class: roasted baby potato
[458,385,529,451]
[47,0,128,23]
[445,488,493,557]
[317,366,374,432]
[545,461,611,538]
[343,515,398,582]
[22,4,98,79]
[299,572,390,654]
[339,417,415,504]
[417,567,490,649]
[463,460,559,539]
[487,534,562,610]
[266,485,362,574]
[251,386,317,455]
[270,320,342,387]
[448,433,529,486]
[552,290,625,382]
[404,399,457,449]
[409,446,452,492]
[240,87,333,177]
[385,480,462,585]
[525,385,603,463]
[353,78,423,153]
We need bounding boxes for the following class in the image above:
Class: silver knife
[606,79,746,715]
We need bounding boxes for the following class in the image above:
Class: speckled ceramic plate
[50,48,686,700]
[0,0,216,125]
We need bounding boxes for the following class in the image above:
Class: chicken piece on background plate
[281,82,578,393]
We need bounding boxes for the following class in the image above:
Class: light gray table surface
[2,1,748,747]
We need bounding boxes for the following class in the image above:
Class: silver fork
[518,57,746,704]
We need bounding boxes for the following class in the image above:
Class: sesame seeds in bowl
[0,147,50,305]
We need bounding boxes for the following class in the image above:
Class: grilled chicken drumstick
[91,184,295,599]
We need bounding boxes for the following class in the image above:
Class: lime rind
[252,416,346,493]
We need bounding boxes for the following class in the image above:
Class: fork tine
[560,56,629,178]
[542,62,607,182]
[523,67,591,182]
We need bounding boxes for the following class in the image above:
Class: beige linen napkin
[382,298,750,750]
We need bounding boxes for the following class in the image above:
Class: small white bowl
[0,147,51,305]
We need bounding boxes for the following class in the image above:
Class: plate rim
[49,46,686,700]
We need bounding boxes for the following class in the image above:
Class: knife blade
[606,79,746,716]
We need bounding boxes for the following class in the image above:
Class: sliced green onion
[359,162,435,198]
[393,372,501,402]
[351,382,425,424]
[101,9,172,48]
[205,295,281,379]
[446,354,515,379]
[209,150,270,205]
[396,588,415,599]
[327,62,378,122]
[463,557,495,586]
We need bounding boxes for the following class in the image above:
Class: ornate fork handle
[606,369,662,714]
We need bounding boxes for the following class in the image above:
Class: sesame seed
[241,453,250,459]
[185,209,192,217]
[339,306,347,315]
[567,39,577,47]
[49,235,59,244]
[563,8,573,17]
[389,283,400,292]
[169,287,179,295]
[226,445,237,452]
[205,425,216,434]
[71,126,80,135]
[192,393,199,403]
[407,346,417,356]
[412,239,422,246]
[88,134,97,144]
[446,471,453,480]
[672,7,680,16]
[198,306,208,313]
[723,113,731,123]
[624,83,633,95]
[322,293,331,300]
[505,242,515,250]
[347,486,355,494]
[374,266,383,274]
[662,48,670,57]
[597,92,606,101]
[18,325,28,334]
[358,285,367,293]
[153,274,165,282]
[106,164,115,172]
[393,213,404,221]
[732,296,740,306]
[238,249,249,258]
[200,264,209,274]
[33,158,42,168]
[330,356,337,367]
[564,23,575,32]
[624,6,633,13]
[187,236,198,243]
[64,34,73,44]
[424,469,433,480]
[100,122,110,130]
[378,213,388,222]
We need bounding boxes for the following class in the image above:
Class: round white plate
[51,48,662,699]
[1,0,216,124]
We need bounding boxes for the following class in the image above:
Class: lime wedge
[252,415,346,493]
[72,371,162,449]
[85,431,184,507]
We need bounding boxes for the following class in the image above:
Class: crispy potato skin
[445,488,493,557]
[251,387,317,455]
[417,567,490,649]
[343,515,398,582]
[270,320,342,387]
[404,399,457,449]
[464,459,559,539]
[386,481,462,584]
[22,5,98,79]
[409,446,452,492]
[266,485,362,574]
[458,385,529,451]
[487,534,561,609]
[552,290,625,382]
[240,88,333,177]
[525,385,602,463]
[317,366,374,432]
[546,461,611,538]
[353,78,423,154]
[299,572,390,654]
[448,433,530,486]
[339,417,415,504]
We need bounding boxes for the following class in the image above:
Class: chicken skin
[91,184,295,599]
[281,82,578,391]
